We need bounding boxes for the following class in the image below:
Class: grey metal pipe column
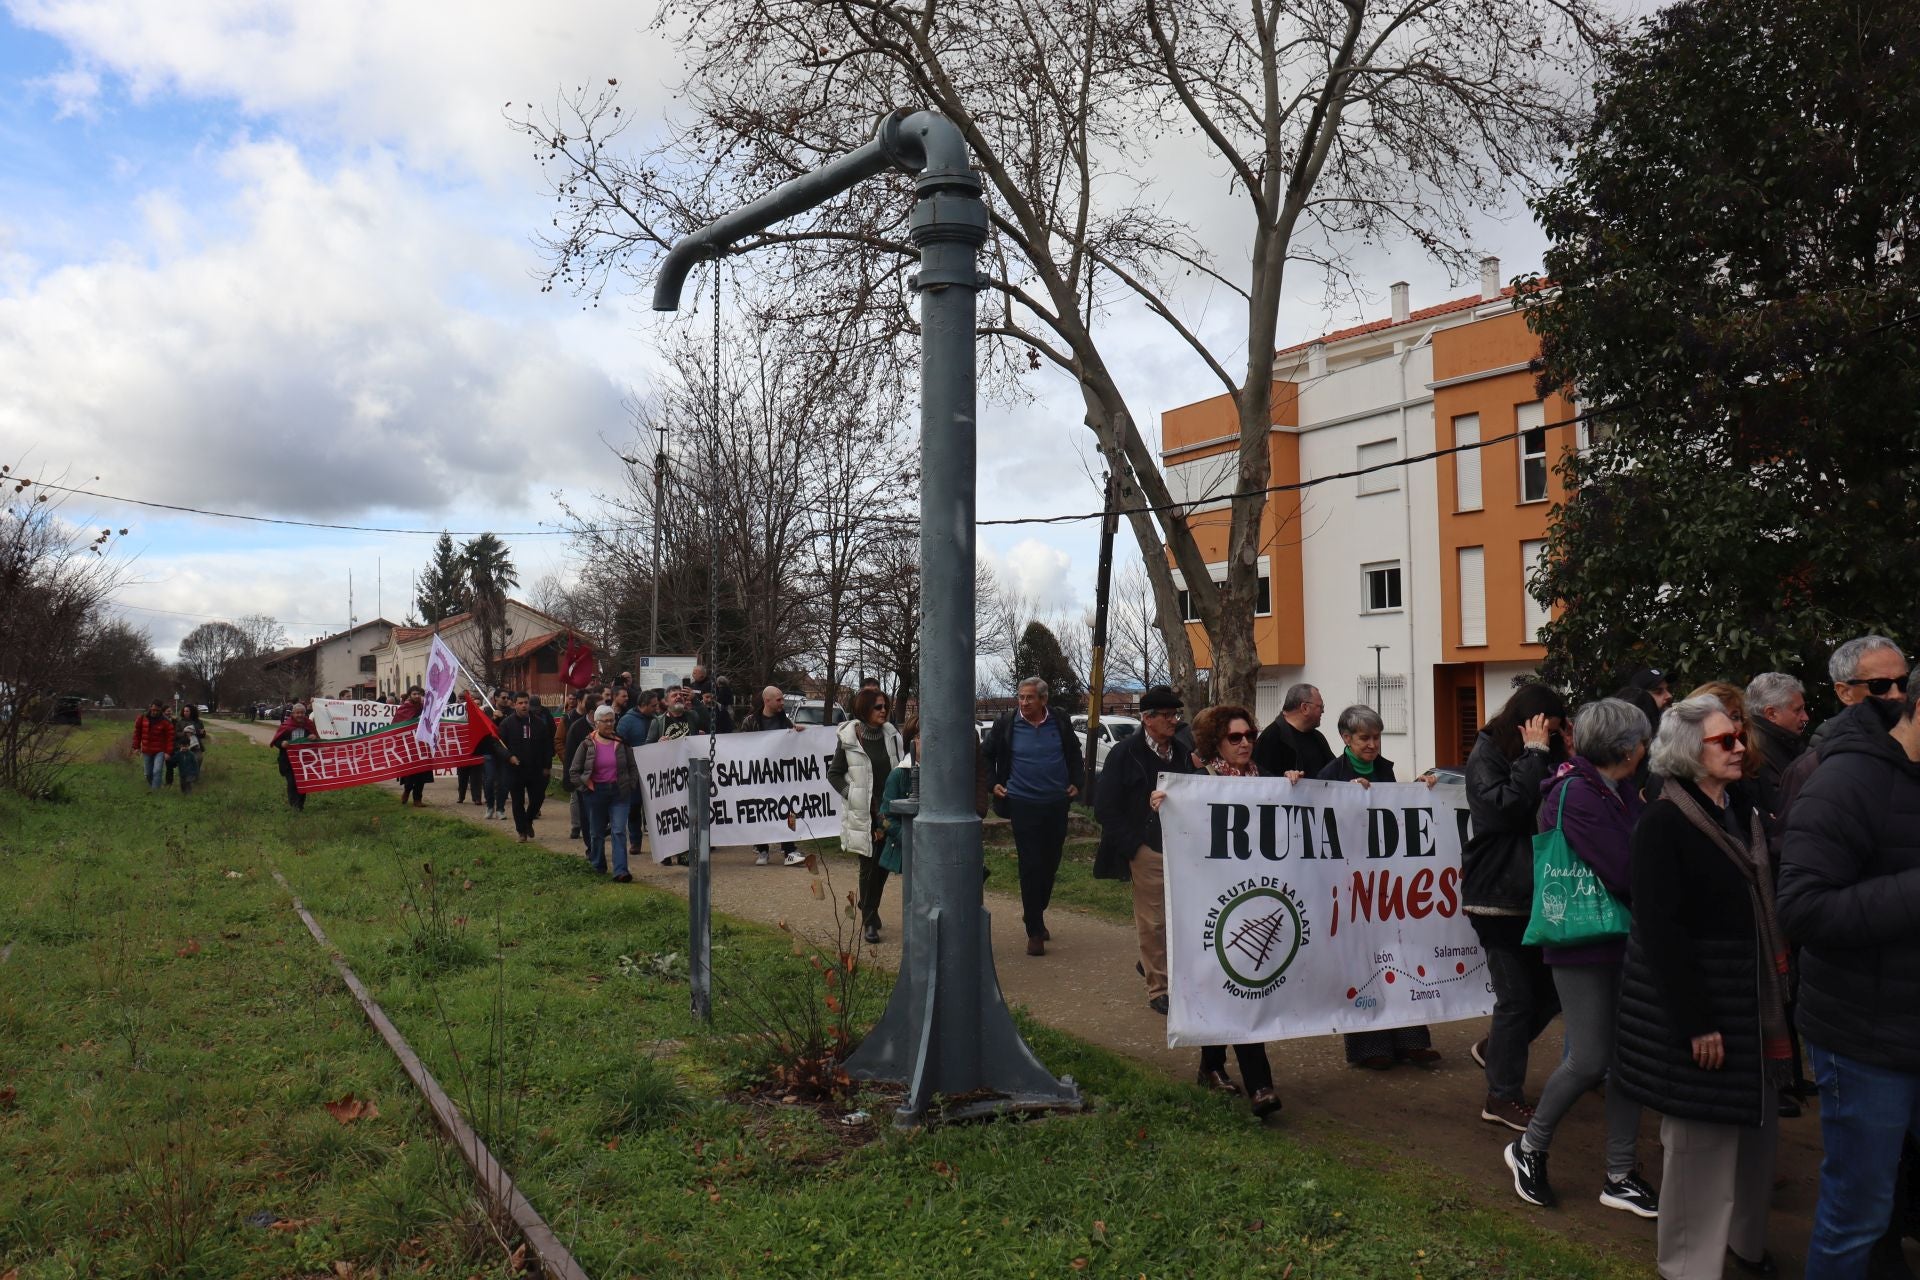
[654,109,1078,1125]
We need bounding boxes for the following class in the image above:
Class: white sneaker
[783,850,809,867]
[754,849,770,866]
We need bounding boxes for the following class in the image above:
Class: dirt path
[223,719,1827,1274]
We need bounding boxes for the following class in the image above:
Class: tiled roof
[1276,286,1518,357]
[391,611,472,644]
[500,629,566,663]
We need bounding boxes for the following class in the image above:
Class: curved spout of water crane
[650,109,967,311]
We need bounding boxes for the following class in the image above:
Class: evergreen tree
[1013,621,1085,713]
[1528,0,1920,702]
[413,533,466,624]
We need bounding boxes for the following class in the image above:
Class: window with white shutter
[1453,414,1482,511]
[1357,439,1399,495]
[1458,546,1487,647]
[1521,539,1550,641]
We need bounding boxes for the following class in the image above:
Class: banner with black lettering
[310,697,467,740]
[1157,773,1493,1047]
[631,727,843,863]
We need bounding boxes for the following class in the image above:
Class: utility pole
[1084,462,1119,795]
[649,421,666,657]
[1369,644,1389,710]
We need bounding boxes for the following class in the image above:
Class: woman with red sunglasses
[1615,694,1789,1278]
[1186,703,1282,1119]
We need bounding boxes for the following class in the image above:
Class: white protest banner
[631,727,842,863]
[310,698,468,740]
[1158,773,1492,1047]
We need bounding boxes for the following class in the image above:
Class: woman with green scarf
[1316,704,1442,1069]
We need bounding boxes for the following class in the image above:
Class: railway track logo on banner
[1206,880,1310,995]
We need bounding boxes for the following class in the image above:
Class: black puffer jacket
[1777,699,1920,1072]
[1461,732,1559,915]
[1092,730,1194,881]
[1614,782,1770,1127]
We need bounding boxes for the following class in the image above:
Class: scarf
[1665,783,1792,1081]
[1344,747,1376,778]
[1205,758,1259,778]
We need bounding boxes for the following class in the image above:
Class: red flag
[561,633,596,689]
[466,692,500,743]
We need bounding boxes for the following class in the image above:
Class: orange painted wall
[1160,383,1305,667]
[1433,312,1576,663]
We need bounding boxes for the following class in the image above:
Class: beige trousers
[1130,844,1167,999]
[1656,1109,1778,1279]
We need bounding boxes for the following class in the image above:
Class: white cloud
[6,0,679,179]
[0,139,630,519]
[32,62,101,118]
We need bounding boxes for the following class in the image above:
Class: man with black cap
[1093,684,1194,1015]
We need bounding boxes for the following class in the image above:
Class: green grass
[0,728,1642,1279]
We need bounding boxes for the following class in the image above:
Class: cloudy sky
[0,1,1630,661]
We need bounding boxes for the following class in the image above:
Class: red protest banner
[287,694,498,794]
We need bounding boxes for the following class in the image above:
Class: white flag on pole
[417,635,460,747]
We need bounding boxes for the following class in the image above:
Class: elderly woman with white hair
[1614,695,1789,1279]
[567,704,641,883]
[1501,698,1657,1217]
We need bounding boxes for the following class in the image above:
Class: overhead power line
[10,404,1589,539]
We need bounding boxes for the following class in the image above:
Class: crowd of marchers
[196,635,1920,1280]
[1071,638,1917,1280]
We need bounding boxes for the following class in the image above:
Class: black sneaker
[1599,1171,1659,1219]
[1147,995,1169,1016]
[1504,1141,1556,1208]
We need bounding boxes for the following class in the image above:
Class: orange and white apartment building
[1160,256,1581,770]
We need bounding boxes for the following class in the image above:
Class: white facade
[1280,336,1445,772]
[312,620,393,698]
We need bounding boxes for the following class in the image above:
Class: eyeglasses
[1222,731,1254,744]
[1842,674,1910,696]
[1704,732,1744,752]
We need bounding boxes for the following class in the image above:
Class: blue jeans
[1805,1043,1920,1278]
[177,750,201,787]
[143,751,167,789]
[483,755,507,811]
[583,785,631,876]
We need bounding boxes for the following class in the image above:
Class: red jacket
[133,714,175,755]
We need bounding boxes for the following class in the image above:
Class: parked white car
[1070,715,1141,777]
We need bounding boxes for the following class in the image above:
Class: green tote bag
[1522,779,1631,948]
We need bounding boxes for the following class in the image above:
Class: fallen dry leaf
[808,880,824,900]
[605,1138,620,1151]
[176,939,201,957]
[1092,1220,1107,1242]
[268,1217,314,1232]
[1071,1259,1088,1271]
[508,1242,528,1272]
[224,870,242,879]
[462,879,474,891]
[324,1093,380,1125]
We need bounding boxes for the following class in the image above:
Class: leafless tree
[0,467,131,796]
[510,0,1606,708]
[1106,560,1170,691]
[558,298,914,693]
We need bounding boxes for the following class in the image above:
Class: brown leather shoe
[1026,936,1045,956]
[1196,1067,1241,1095]
[1249,1087,1282,1118]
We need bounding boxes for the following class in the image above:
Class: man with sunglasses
[1779,652,1920,1280]
[1775,635,1909,822]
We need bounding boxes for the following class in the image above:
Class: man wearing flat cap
[1093,684,1195,1015]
